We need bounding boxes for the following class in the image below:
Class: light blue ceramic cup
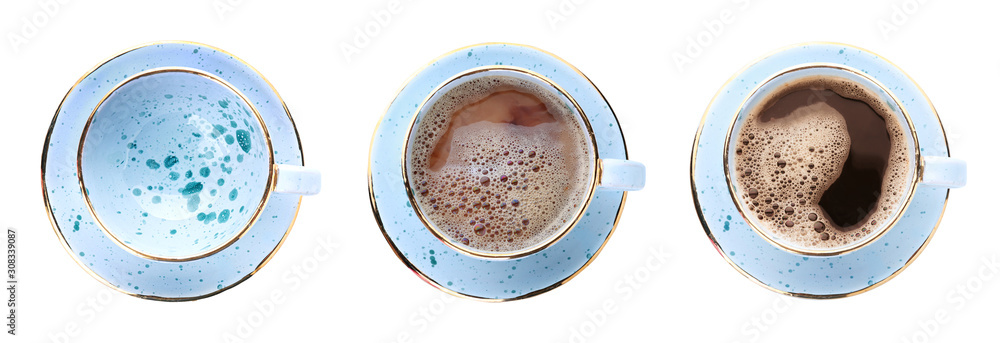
[79,67,321,262]
[370,43,645,300]
[725,64,966,256]
[404,66,646,260]
[44,42,318,300]
[693,42,967,298]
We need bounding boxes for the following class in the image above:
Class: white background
[1,0,998,342]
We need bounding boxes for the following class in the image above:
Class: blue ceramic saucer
[42,41,305,301]
[369,43,629,301]
[692,42,952,298]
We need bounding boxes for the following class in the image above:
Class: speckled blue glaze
[43,42,303,300]
[81,70,270,260]
[692,43,951,297]
[370,43,628,300]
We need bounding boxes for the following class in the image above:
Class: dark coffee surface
[732,75,911,250]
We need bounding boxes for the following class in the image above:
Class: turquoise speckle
[164,155,179,168]
[152,196,161,204]
[225,134,235,145]
[218,209,230,223]
[79,252,85,256]
[170,229,177,235]
[218,99,229,108]
[169,171,180,180]
[236,130,252,153]
[181,182,204,195]
[164,94,174,99]
[200,167,211,177]
[145,159,161,169]
[229,188,238,201]
[217,178,225,186]
[132,188,142,196]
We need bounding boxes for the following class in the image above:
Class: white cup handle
[919,156,966,188]
[273,164,322,195]
[598,159,645,191]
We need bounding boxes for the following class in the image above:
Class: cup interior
[403,67,598,259]
[79,68,273,261]
[725,64,918,255]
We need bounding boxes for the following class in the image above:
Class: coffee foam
[733,75,911,250]
[407,74,595,253]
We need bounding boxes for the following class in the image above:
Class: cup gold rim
[401,65,602,260]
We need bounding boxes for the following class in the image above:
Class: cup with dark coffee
[692,43,966,297]
[724,63,965,256]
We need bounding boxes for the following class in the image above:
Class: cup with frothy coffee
[724,63,965,256]
[694,43,966,297]
[403,66,645,259]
